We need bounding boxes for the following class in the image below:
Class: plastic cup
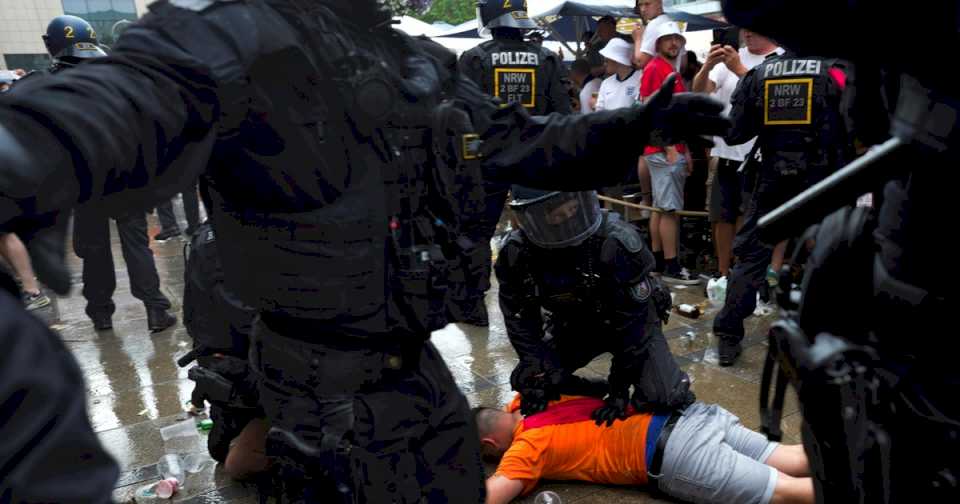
[155,478,179,499]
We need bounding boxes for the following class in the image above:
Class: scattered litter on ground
[197,419,214,432]
[137,408,149,417]
[702,346,720,366]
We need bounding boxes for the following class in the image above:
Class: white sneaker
[24,292,51,311]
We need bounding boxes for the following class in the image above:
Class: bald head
[473,406,519,460]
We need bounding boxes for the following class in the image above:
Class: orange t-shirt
[495,395,655,496]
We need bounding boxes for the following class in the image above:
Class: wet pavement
[32,212,797,503]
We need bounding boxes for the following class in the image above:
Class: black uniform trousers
[73,206,171,317]
[455,183,511,316]
[712,196,772,342]
[251,318,485,503]
[157,185,201,234]
[545,302,687,407]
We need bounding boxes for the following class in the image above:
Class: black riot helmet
[42,15,107,62]
[477,0,538,36]
[509,187,603,248]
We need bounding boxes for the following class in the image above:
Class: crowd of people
[0,0,877,503]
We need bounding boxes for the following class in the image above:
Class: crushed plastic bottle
[534,490,562,504]
[182,452,215,474]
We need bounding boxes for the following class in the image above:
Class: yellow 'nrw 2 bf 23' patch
[764,78,813,125]
[494,68,536,109]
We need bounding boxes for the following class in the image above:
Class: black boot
[89,312,113,331]
[461,302,489,327]
[147,307,177,332]
[717,336,742,367]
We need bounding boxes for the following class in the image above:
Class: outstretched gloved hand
[641,74,729,149]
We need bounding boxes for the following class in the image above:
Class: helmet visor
[515,191,602,248]
[60,41,107,60]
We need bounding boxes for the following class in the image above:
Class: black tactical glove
[648,276,673,324]
[641,74,729,149]
[519,387,558,416]
[591,389,630,427]
[512,361,564,416]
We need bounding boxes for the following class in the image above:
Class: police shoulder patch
[630,279,651,302]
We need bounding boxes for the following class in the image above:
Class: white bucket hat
[655,21,687,45]
[598,38,634,67]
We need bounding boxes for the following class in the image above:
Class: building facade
[0,0,154,70]
[666,0,722,16]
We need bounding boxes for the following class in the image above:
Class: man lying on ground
[476,394,813,504]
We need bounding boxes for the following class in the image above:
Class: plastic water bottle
[707,276,727,306]
[534,491,563,504]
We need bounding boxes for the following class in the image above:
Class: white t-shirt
[709,46,785,161]
[579,77,602,114]
[596,70,641,111]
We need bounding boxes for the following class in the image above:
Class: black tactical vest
[507,212,654,315]
[749,54,850,189]
[153,0,484,339]
[461,38,562,116]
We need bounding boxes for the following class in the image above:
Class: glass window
[4,54,52,72]
[61,0,88,16]
[86,0,113,14]
[61,0,140,46]
[111,0,137,16]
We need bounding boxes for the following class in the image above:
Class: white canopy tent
[392,15,443,37]
[527,0,636,18]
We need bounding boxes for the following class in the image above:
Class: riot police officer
[0,0,728,501]
[15,15,178,333]
[456,0,573,326]
[497,188,693,422]
[712,50,851,366]
[718,2,957,503]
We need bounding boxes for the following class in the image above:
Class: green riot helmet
[477,0,538,37]
[509,187,603,248]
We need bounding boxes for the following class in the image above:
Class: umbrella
[433,16,597,44]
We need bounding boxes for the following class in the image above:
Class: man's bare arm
[486,475,525,504]
[692,65,717,93]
